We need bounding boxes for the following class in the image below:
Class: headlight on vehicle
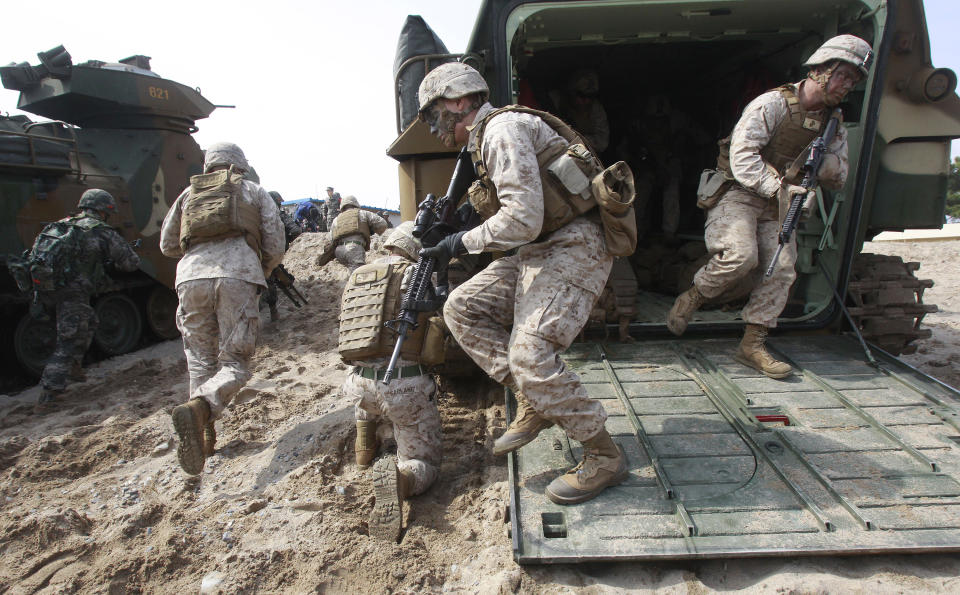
[904,66,957,103]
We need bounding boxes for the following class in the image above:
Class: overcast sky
[2,0,958,210]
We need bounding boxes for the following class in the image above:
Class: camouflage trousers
[175,278,260,419]
[40,291,96,394]
[444,218,613,442]
[345,368,441,495]
[335,241,366,271]
[693,186,798,328]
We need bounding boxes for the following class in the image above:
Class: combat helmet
[268,190,283,206]
[340,195,360,210]
[78,188,117,215]
[804,34,874,77]
[384,221,421,261]
[417,63,489,116]
[204,142,249,173]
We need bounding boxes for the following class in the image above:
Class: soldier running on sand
[160,142,284,475]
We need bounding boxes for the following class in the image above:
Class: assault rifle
[270,264,308,307]
[381,147,477,385]
[765,108,842,277]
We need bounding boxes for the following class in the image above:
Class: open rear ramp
[508,335,960,563]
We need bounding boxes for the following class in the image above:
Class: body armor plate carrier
[331,209,372,248]
[338,261,427,361]
[179,165,262,254]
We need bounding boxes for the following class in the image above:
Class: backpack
[8,216,106,293]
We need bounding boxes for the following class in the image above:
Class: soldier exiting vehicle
[160,142,284,475]
[328,195,388,270]
[667,35,873,378]
[417,63,635,505]
[338,221,441,541]
[23,189,141,413]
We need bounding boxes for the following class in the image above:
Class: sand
[1,236,959,593]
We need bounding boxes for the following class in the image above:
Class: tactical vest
[338,260,427,361]
[716,85,826,186]
[179,166,262,254]
[331,209,372,247]
[467,106,604,235]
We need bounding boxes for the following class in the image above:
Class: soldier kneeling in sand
[337,221,442,541]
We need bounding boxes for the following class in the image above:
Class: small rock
[335,486,345,495]
[151,442,170,457]
[222,531,233,542]
[200,571,225,594]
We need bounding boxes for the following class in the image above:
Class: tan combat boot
[202,421,217,457]
[734,323,792,379]
[545,428,628,505]
[171,398,211,475]
[369,458,415,542]
[667,285,706,336]
[355,420,378,468]
[493,394,555,456]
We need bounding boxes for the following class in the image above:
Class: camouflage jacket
[61,211,141,294]
[279,209,301,247]
[461,102,571,254]
[729,81,849,198]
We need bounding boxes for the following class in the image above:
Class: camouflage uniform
[160,165,285,419]
[263,203,300,319]
[39,211,140,397]
[342,257,441,494]
[692,84,848,327]
[324,192,341,224]
[330,208,389,270]
[444,103,613,441]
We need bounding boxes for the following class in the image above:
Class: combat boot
[171,398,211,475]
[68,362,86,382]
[734,324,792,379]
[667,285,705,336]
[34,390,61,415]
[203,421,217,457]
[355,420,378,468]
[545,428,628,505]
[492,394,555,456]
[369,457,415,542]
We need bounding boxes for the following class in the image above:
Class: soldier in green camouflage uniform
[35,189,141,413]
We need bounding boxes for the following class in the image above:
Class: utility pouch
[6,254,32,292]
[420,315,448,366]
[591,161,637,257]
[547,144,596,199]
[467,179,500,221]
[696,169,731,210]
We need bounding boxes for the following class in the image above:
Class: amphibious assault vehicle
[0,46,215,379]
[390,0,960,563]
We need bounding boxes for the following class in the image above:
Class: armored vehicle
[390,1,960,563]
[1,46,215,379]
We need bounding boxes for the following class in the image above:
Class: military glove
[418,231,467,270]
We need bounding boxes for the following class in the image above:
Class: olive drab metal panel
[509,335,960,563]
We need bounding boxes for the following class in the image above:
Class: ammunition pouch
[420,314,478,376]
[180,165,262,256]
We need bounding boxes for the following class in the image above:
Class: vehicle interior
[505,0,878,332]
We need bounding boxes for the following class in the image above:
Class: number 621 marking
[148,86,170,100]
